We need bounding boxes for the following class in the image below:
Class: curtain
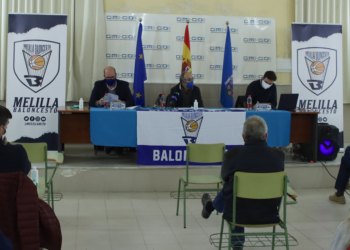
[0,0,106,101]
[295,0,350,103]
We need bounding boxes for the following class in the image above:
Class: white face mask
[261,80,273,90]
[1,125,6,140]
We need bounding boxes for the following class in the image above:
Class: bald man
[168,72,204,108]
[89,66,134,108]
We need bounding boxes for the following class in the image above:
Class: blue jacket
[221,140,285,224]
[88,79,135,107]
[0,139,31,175]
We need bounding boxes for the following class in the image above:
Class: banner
[6,14,67,150]
[137,110,245,165]
[292,24,343,147]
[105,13,276,84]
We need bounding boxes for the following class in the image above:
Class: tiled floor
[56,189,350,250]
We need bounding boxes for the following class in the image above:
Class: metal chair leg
[272,226,276,250]
[183,185,186,228]
[176,179,181,216]
[219,217,225,250]
[51,180,54,211]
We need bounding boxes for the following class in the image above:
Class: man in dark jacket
[168,72,204,108]
[89,66,135,108]
[0,106,31,175]
[201,115,284,249]
[245,71,278,109]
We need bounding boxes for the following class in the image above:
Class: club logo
[181,112,203,144]
[297,48,337,96]
[14,40,60,93]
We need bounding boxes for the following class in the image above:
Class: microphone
[153,94,162,108]
[168,92,180,108]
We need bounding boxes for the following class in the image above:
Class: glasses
[184,78,193,82]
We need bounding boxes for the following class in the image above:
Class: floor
[56,188,350,250]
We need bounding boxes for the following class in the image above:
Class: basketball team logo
[181,112,203,144]
[13,40,60,93]
[297,47,337,96]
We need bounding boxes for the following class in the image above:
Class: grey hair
[243,115,268,141]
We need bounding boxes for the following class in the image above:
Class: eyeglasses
[184,78,193,82]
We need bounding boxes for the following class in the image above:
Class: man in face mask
[0,106,31,174]
[88,66,135,108]
[168,72,204,108]
[245,71,277,109]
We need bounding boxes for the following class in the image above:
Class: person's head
[180,72,194,91]
[262,71,277,85]
[242,115,268,142]
[104,66,117,86]
[0,106,12,137]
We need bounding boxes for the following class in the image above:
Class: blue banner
[220,26,233,108]
[133,23,147,106]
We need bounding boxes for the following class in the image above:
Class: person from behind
[89,66,135,108]
[200,116,285,249]
[168,72,204,108]
[329,146,350,204]
[0,106,31,174]
[245,71,277,109]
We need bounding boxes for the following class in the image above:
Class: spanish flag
[181,25,192,74]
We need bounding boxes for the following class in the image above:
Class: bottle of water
[194,99,198,110]
[160,94,166,110]
[31,166,39,186]
[104,93,109,109]
[247,95,252,111]
[79,98,84,110]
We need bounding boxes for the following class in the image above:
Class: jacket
[221,140,285,224]
[168,83,204,108]
[0,139,31,175]
[245,79,277,109]
[0,172,62,250]
[88,79,135,107]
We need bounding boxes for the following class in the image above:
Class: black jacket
[0,139,31,175]
[221,140,285,224]
[245,79,277,109]
[168,83,204,108]
[88,79,135,107]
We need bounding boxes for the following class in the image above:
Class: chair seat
[228,220,280,228]
[181,175,222,184]
[47,152,64,165]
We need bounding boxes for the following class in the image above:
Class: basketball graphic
[310,61,325,75]
[185,120,198,132]
[28,55,45,70]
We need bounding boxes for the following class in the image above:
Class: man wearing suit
[168,72,204,108]
[200,116,285,249]
[245,71,278,109]
[89,66,135,108]
[0,106,31,175]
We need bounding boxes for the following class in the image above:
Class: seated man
[89,66,135,108]
[329,146,350,204]
[168,72,204,108]
[201,116,284,249]
[0,106,31,174]
[245,71,277,109]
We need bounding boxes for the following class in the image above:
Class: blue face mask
[105,78,116,86]
[186,81,194,89]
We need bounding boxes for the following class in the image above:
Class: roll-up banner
[292,23,343,147]
[105,13,276,84]
[6,14,67,150]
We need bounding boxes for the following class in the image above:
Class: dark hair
[263,71,277,81]
[0,106,12,126]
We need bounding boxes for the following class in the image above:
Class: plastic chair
[218,171,290,250]
[176,143,225,228]
[12,143,63,210]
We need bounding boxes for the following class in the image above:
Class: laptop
[278,94,299,111]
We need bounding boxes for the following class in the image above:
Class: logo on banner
[106,15,136,21]
[244,19,271,25]
[297,48,337,96]
[106,34,135,40]
[117,73,134,78]
[146,64,170,69]
[143,26,171,31]
[210,65,238,70]
[176,55,205,61]
[176,36,205,42]
[106,53,135,59]
[210,46,238,52]
[181,112,203,144]
[177,17,205,23]
[175,74,204,79]
[243,74,263,80]
[14,41,60,93]
[143,45,170,50]
[243,38,271,44]
[243,56,271,62]
[210,28,238,34]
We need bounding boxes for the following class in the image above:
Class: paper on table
[107,93,119,102]
[126,106,137,109]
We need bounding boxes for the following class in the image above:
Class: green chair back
[11,142,47,163]
[235,171,286,199]
[187,143,225,163]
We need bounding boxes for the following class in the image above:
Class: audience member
[0,106,31,174]
[329,218,350,250]
[200,115,285,249]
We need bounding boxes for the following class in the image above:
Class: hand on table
[98,97,104,106]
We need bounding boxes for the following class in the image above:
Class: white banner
[137,109,245,165]
[105,13,276,84]
[6,14,67,150]
[292,23,343,146]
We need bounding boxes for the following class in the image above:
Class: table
[58,106,91,151]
